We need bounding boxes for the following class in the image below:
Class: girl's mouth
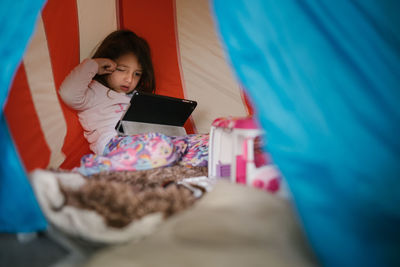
[120,86,130,92]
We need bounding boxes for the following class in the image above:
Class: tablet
[115,90,197,135]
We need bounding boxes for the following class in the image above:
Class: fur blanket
[30,165,210,244]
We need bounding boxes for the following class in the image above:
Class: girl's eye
[116,68,125,72]
[134,72,142,77]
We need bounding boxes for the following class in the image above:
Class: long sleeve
[59,59,99,110]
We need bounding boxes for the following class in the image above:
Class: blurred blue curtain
[0,0,47,232]
[212,0,400,266]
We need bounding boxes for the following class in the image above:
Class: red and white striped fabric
[4,0,250,171]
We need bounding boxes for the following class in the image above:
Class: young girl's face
[106,53,142,94]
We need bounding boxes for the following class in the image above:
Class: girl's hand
[94,58,117,75]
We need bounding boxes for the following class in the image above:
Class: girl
[59,29,155,155]
[60,29,209,175]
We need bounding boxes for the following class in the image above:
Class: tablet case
[115,91,197,136]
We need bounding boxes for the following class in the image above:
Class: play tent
[4,0,250,171]
[2,0,249,231]
[1,0,400,266]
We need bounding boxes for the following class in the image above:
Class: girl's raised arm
[59,59,100,110]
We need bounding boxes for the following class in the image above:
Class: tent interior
[4,0,250,172]
[2,0,301,266]
[1,0,399,266]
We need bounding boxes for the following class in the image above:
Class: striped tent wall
[4,0,249,171]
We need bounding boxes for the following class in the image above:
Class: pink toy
[208,116,282,193]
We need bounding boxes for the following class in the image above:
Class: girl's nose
[125,74,132,83]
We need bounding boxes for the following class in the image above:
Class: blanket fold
[30,165,209,244]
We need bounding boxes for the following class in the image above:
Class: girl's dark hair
[92,29,155,93]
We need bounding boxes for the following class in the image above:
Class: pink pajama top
[59,59,130,155]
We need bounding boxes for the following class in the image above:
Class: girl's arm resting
[59,59,99,110]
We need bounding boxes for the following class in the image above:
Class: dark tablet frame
[115,90,197,131]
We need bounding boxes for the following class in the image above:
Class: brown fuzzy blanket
[58,165,208,228]
[30,165,209,244]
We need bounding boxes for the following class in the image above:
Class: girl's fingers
[95,58,117,74]
[104,62,116,72]
[106,64,116,71]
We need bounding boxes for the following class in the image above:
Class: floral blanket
[75,133,209,176]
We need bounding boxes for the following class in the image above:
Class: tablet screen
[120,91,197,127]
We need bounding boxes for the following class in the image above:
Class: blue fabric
[0,0,47,232]
[212,0,400,266]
